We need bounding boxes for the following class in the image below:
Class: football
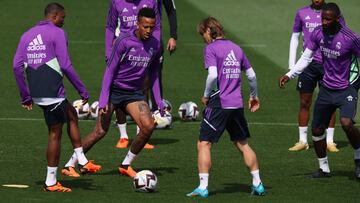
[72,99,90,119]
[162,99,173,112]
[153,110,172,129]
[178,101,199,121]
[133,170,157,192]
[90,101,99,119]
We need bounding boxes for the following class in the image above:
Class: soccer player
[279,3,360,178]
[187,17,265,198]
[63,7,163,178]
[105,0,162,150]
[288,0,339,152]
[13,2,100,192]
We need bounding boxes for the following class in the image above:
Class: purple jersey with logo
[293,6,323,63]
[13,20,88,105]
[204,39,252,109]
[105,0,161,60]
[99,31,160,108]
[307,25,360,89]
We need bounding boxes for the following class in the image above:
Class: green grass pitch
[1,0,360,202]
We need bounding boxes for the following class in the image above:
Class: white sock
[65,152,78,168]
[122,151,137,166]
[118,123,128,139]
[136,125,140,135]
[198,173,209,190]
[74,147,88,166]
[299,126,308,144]
[354,148,360,160]
[318,157,330,173]
[250,170,261,186]
[45,166,57,186]
[326,128,335,143]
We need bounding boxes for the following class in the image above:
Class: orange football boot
[61,166,80,178]
[79,160,102,174]
[116,138,129,149]
[119,165,137,178]
[43,182,72,192]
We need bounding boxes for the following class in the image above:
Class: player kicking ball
[13,2,101,192]
[62,7,164,178]
[187,17,265,198]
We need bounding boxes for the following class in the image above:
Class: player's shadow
[100,167,179,177]
[332,170,359,181]
[211,183,271,195]
[148,138,179,145]
[35,178,102,190]
[334,141,349,149]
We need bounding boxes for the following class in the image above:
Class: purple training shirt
[13,20,88,105]
[307,25,360,89]
[105,0,161,61]
[204,39,252,109]
[99,31,161,108]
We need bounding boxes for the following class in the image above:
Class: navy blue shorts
[312,86,358,129]
[110,86,146,109]
[39,99,68,126]
[296,61,324,93]
[199,107,250,143]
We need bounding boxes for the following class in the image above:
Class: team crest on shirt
[336,42,342,50]
[133,6,137,9]
[317,15,320,18]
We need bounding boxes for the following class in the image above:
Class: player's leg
[227,109,264,195]
[326,112,339,152]
[62,102,115,176]
[310,87,335,178]
[187,107,226,198]
[119,100,155,177]
[62,101,101,177]
[115,108,129,149]
[337,87,360,179]
[40,101,71,192]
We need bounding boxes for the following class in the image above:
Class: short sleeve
[204,45,216,69]
[292,11,302,33]
[306,29,319,51]
[241,52,252,71]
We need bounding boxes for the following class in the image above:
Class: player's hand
[167,38,176,54]
[22,103,33,111]
[248,97,260,112]
[279,75,290,89]
[201,96,209,106]
[100,105,108,115]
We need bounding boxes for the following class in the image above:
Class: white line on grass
[0,117,296,126]
[182,42,267,48]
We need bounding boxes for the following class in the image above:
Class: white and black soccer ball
[133,170,157,192]
[153,110,172,129]
[90,101,99,119]
[72,99,90,119]
[178,101,199,121]
[162,99,173,112]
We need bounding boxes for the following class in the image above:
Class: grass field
[1,0,360,202]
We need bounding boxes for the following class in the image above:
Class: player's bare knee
[198,141,211,150]
[312,128,325,139]
[299,99,311,110]
[341,118,354,132]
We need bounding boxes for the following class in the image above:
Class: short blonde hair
[197,17,225,39]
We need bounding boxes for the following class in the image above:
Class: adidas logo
[130,48,136,52]
[305,16,311,20]
[320,39,324,44]
[347,95,353,102]
[27,34,46,51]
[223,50,240,66]
[122,8,128,12]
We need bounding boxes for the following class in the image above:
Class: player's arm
[149,51,164,113]
[54,30,89,103]
[202,66,217,106]
[99,37,124,112]
[246,68,259,112]
[105,0,119,61]
[289,32,300,69]
[13,37,32,110]
[279,48,314,88]
[163,0,177,53]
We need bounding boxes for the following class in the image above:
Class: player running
[63,7,163,178]
[288,0,339,152]
[280,3,360,179]
[187,17,265,198]
[13,2,100,192]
